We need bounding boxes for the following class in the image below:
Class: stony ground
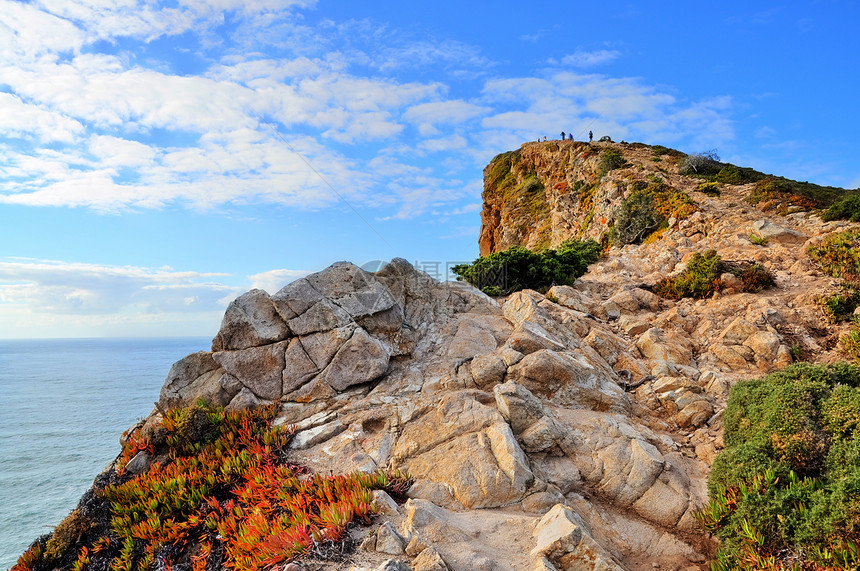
[76,141,860,571]
[152,188,855,569]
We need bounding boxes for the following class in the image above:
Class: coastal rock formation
[23,140,860,571]
[151,255,719,570]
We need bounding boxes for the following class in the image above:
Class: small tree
[610,191,662,246]
[680,149,722,175]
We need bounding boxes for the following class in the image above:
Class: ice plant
[12,402,410,571]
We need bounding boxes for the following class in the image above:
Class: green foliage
[749,233,769,246]
[734,262,777,293]
[43,510,93,562]
[701,363,860,570]
[654,250,723,300]
[821,288,860,322]
[13,404,410,571]
[651,144,685,158]
[598,148,627,176]
[653,250,775,300]
[747,178,800,207]
[609,180,698,247]
[747,176,848,214]
[452,239,602,295]
[713,165,766,185]
[841,328,860,364]
[822,194,860,222]
[808,229,860,283]
[697,181,721,196]
[610,190,661,246]
[481,286,505,297]
[790,345,803,361]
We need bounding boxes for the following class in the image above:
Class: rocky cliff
[15,142,860,571]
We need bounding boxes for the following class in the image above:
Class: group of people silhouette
[542,130,595,142]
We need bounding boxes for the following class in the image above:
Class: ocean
[0,337,210,570]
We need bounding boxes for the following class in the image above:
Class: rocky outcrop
[44,141,860,571]
[149,257,726,570]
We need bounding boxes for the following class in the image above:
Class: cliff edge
[13,141,860,571]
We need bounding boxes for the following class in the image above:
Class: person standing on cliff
[561,131,565,140]
[589,130,593,142]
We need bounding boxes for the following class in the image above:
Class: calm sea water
[0,337,210,570]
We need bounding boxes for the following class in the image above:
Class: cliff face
[479,141,607,255]
[16,142,860,571]
[478,140,839,256]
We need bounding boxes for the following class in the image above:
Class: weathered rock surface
[121,142,860,570]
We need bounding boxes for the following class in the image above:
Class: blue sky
[1,1,858,338]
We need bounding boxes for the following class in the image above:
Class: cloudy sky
[1,1,857,338]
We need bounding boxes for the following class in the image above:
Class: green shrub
[748,233,768,246]
[679,150,722,176]
[732,261,776,293]
[654,250,723,300]
[746,177,798,207]
[697,181,721,196]
[841,328,860,364]
[598,148,627,176]
[610,191,661,246]
[746,176,848,213]
[43,510,93,562]
[651,144,685,158]
[713,165,765,185]
[822,194,860,222]
[610,181,698,247]
[808,229,860,282]
[821,288,860,322]
[653,251,775,300]
[700,363,860,570]
[452,239,601,296]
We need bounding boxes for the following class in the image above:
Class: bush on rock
[452,239,601,296]
[700,363,860,571]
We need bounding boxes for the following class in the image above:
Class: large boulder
[211,289,289,351]
[751,219,808,245]
[213,340,289,401]
[393,393,533,508]
[159,352,233,408]
[531,504,623,571]
[507,349,628,411]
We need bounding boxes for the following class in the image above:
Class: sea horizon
[0,337,211,569]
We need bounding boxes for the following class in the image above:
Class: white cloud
[0,257,238,315]
[755,126,778,139]
[0,93,84,143]
[88,135,158,167]
[0,55,257,133]
[419,134,468,153]
[0,2,738,222]
[480,72,733,148]
[247,268,310,294]
[375,38,490,73]
[0,1,86,58]
[560,49,622,68]
[403,100,489,136]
